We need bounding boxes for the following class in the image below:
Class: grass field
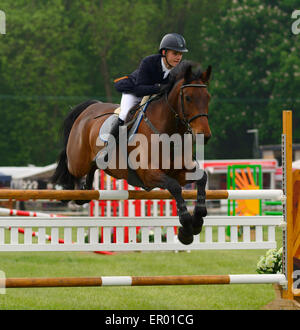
[0,230,282,310]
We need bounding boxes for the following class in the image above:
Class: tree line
[0,0,299,166]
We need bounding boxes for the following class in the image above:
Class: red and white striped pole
[0,207,60,217]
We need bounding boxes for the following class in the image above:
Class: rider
[109,33,188,141]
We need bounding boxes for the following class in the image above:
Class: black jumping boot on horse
[96,117,124,166]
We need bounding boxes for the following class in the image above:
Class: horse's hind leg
[82,161,98,190]
[74,162,98,205]
[149,173,194,245]
[192,171,208,235]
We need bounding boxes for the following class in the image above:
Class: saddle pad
[114,95,149,115]
[114,107,120,114]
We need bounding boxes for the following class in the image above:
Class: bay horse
[52,61,212,245]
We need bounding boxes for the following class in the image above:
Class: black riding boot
[108,118,124,143]
[96,118,124,167]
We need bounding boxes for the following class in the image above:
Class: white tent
[0,163,57,180]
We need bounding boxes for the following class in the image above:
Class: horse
[52,60,212,245]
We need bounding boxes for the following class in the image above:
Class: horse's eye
[185,95,192,102]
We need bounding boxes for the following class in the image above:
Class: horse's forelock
[157,61,203,98]
[168,61,203,87]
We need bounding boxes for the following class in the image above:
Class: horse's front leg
[144,172,194,245]
[192,171,208,235]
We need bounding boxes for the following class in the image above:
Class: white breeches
[119,93,142,121]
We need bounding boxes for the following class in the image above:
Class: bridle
[165,83,208,134]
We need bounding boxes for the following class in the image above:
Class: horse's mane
[160,60,203,96]
[170,60,203,84]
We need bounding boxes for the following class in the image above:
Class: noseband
[166,83,208,134]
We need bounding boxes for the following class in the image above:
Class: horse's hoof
[194,204,207,218]
[192,216,203,235]
[178,227,193,245]
[178,210,193,227]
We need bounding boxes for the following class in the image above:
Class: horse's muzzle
[192,133,211,145]
[204,134,211,144]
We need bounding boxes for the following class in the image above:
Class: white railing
[0,215,282,252]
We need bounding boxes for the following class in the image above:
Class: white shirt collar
[161,57,172,79]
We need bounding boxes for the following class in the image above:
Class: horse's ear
[201,65,212,84]
[184,64,193,83]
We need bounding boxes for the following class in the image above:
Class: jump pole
[3,274,286,288]
[0,207,60,217]
[0,189,283,201]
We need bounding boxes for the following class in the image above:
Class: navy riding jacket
[114,54,170,97]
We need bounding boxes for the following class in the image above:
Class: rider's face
[163,49,183,68]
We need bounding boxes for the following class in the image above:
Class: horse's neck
[147,93,180,135]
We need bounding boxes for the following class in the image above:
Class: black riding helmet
[159,33,188,54]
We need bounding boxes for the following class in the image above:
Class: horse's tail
[51,99,99,189]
